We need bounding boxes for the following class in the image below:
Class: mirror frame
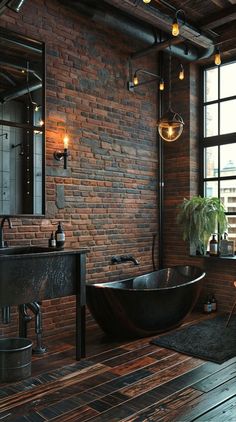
[0,27,45,218]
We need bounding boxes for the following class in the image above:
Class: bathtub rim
[86,265,206,292]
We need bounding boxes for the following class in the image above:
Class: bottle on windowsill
[55,222,65,248]
[204,295,212,313]
[220,232,229,256]
[209,234,218,256]
[210,294,217,312]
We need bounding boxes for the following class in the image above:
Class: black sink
[0,247,80,306]
[0,246,59,255]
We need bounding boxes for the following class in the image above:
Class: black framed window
[201,60,236,243]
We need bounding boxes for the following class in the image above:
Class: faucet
[0,217,13,248]
[111,254,140,266]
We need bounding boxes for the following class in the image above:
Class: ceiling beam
[200,5,236,30]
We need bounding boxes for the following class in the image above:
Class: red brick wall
[0,0,159,340]
[162,58,236,314]
[0,0,235,344]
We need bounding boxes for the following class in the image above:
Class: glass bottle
[204,295,212,313]
[209,234,218,256]
[55,222,65,248]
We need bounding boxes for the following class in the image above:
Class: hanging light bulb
[159,79,164,91]
[171,9,185,37]
[143,0,151,3]
[158,49,184,142]
[179,64,184,80]
[172,17,179,36]
[133,73,139,86]
[214,47,221,66]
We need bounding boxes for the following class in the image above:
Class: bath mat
[150,315,236,364]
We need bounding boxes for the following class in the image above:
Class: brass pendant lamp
[158,49,184,142]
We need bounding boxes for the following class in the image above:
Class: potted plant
[177,196,228,255]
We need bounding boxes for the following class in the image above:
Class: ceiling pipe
[58,0,214,61]
[0,0,26,15]
[0,81,42,103]
[7,0,26,12]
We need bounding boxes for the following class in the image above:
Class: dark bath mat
[150,315,236,364]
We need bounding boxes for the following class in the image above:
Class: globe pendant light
[158,49,184,142]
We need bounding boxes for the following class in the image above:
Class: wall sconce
[54,134,70,169]
[214,47,221,66]
[128,69,164,92]
[172,9,186,37]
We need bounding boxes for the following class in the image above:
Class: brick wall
[162,58,236,314]
[0,0,235,343]
[0,0,159,341]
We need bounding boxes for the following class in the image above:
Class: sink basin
[0,246,59,255]
[0,247,87,306]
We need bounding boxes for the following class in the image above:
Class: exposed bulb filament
[172,19,179,36]
[133,74,139,86]
[64,134,69,149]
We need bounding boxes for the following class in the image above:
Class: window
[201,60,236,244]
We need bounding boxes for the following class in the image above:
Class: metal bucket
[0,337,32,382]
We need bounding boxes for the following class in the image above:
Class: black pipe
[25,302,46,354]
[58,0,214,61]
[157,51,164,270]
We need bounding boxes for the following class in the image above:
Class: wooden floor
[0,311,236,421]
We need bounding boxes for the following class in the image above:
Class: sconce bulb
[159,79,164,91]
[172,20,179,36]
[143,0,151,3]
[39,119,44,126]
[64,134,69,149]
[133,75,139,86]
[214,50,221,66]
[35,105,39,112]
[179,66,184,80]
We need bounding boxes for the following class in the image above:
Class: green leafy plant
[177,196,228,255]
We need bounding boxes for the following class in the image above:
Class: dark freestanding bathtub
[86,265,206,338]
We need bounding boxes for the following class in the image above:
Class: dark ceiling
[59,0,236,64]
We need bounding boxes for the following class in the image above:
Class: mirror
[0,27,45,216]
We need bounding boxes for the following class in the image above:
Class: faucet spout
[111,254,140,266]
[0,217,13,248]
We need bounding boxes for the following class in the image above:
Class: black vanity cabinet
[0,248,88,360]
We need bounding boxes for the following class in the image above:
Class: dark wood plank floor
[0,311,236,421]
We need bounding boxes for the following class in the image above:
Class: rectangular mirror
[0,27,45,216]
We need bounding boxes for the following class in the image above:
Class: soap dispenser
[55,222,65,248]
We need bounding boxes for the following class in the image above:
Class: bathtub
[86,265,206,338]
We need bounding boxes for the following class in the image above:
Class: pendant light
[214,47,221,66]
[158,49,184,142]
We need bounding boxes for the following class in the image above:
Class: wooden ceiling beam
[200,5,236,29]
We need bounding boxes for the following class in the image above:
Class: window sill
[190,254,236,260]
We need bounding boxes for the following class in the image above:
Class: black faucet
[111,254,140,266]
[0,217,13,248]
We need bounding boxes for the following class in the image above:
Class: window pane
[220,100,236,135]
[204,146,218,178]
[204,181,218,197]
[204,67,218,102]
[204,104,218,137]
[228,215,236,245]
[220,62,236,99]
[220,144,236,176]
[220,180,236,212]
